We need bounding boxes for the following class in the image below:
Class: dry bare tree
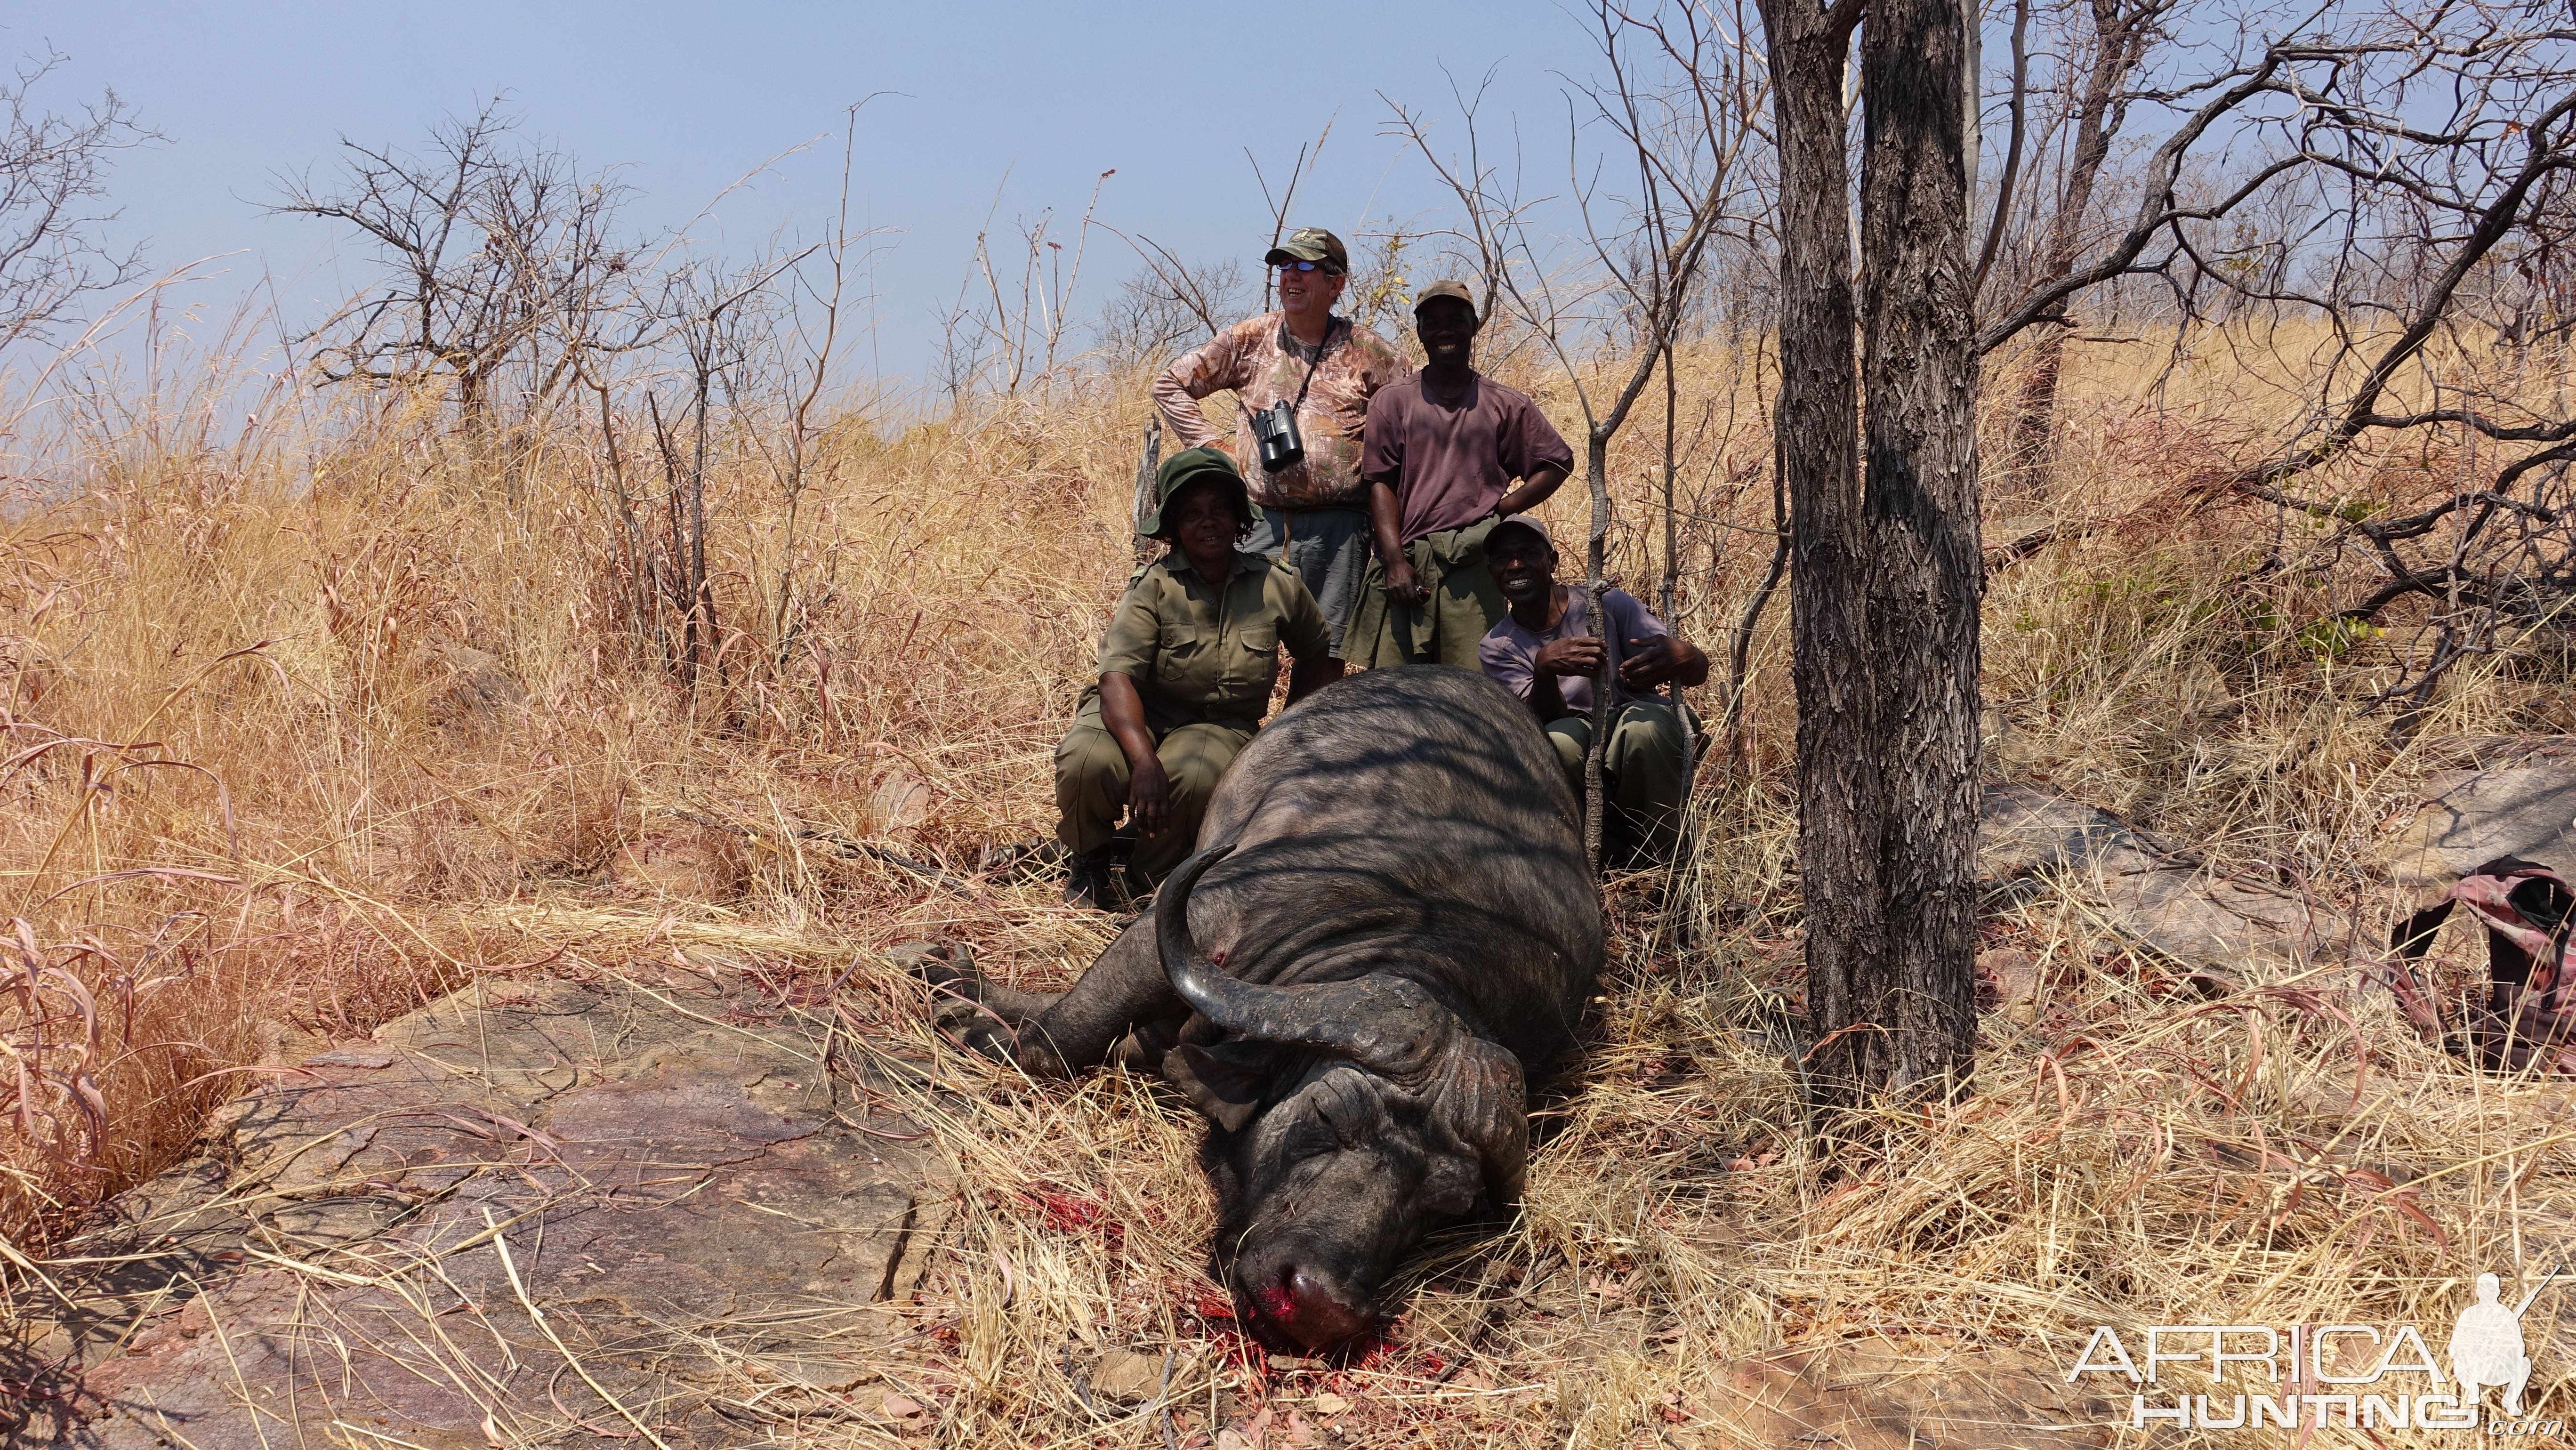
[1974,0,2179,485]
[1383,66,1539,332]
[746,101,891,671]
[0,50,153,355]
[2202,3,2576,736]
[642,258,788,685]
[1247,121,1333,312]
[1961,0,2576,741]
[1095,243,1248,370]
[278,100,635,446]
[934,172,1112,399]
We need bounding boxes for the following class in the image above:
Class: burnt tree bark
[1852,0,1984,1107]
[1764,0,1982,1128]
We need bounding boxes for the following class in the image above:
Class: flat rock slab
[2383,736,2576,888]
[24,967,948,1447]
[1980,782,2352,969]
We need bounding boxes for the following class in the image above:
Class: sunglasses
[1277,260,1331,273]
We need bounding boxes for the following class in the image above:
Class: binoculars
[1251,400,1304,472]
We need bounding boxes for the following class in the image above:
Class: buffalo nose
[1266,1265,1371,1351]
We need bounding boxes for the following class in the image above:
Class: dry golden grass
[10,324,2576,1445]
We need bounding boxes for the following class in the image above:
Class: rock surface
[2382,736,2576,888]
[21,966,947,1447]
[1980,782,2351,969]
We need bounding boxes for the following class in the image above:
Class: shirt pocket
[1232,622,1280,660]
[1158,621,1208,667]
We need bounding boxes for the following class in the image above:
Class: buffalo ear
[1424,1036,1530,1208]
[1165,1041,1276,1132]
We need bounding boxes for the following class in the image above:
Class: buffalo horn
[1156,845,1460,1075]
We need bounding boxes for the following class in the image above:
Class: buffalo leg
[920,917,1183,1076]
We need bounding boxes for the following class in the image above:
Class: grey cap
[1413,278,1478,320]
[1488,514,1553,553]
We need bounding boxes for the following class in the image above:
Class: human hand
[1619,636,1682,688]
[1127,757,1173,837]
[1533,635,1606,678]
[1384,559,1431,607]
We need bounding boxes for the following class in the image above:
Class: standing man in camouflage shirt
[1151,227,1412,658]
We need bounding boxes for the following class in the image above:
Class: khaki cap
[1413,278,1478,320]
[1263,227,1349,274]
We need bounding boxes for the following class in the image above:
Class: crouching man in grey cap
[1149,227,1412,659]
[1478,513,1707,866]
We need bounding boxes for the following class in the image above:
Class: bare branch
[0,50,157,353]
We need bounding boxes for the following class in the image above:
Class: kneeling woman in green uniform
[1056,447,1344,909]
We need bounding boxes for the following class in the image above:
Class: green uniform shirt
[1088,550,1330,730]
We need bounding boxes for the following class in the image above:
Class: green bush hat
[1413,278,1478,322]
[1263,227,1349,275]
[1142,446,1253,540]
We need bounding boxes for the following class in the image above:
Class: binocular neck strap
[1288,317,1339,415]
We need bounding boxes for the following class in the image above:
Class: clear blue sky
[20,1,1595,389]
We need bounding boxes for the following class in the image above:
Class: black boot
[1063,850,1116,911]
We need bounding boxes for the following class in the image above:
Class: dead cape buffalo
[925,666,1603,1352]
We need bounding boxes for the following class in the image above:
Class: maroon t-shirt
[1362,372,1575,544]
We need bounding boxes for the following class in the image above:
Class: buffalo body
[929,666,1603,1349]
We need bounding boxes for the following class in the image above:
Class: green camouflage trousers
[1053,716,1255,885]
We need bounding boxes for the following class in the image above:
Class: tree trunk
[1765,0,1982,1135]
[1582,429,1614,876]
[1844,0,1983,1117]
[1131,414,1162,550]
[1659,339,1699,883]
[687,383,715,685]
[1761,0,1864,1113]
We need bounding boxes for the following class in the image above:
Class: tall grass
[8,322,2576,1443]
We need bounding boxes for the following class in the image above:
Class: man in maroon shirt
[1347,280,1573,668]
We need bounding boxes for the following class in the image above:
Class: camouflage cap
[1413,278,1478,320]
[1141,446,1252,540]
[1264,227,1349,275]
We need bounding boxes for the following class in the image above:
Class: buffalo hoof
[898,942,1028,1066]
[945,1015,1020,1064]
[925,983,1019,1065]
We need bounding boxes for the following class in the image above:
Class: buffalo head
[1154,846,1530,1353]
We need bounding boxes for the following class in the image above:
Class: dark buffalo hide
[923,666,1603,1351]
